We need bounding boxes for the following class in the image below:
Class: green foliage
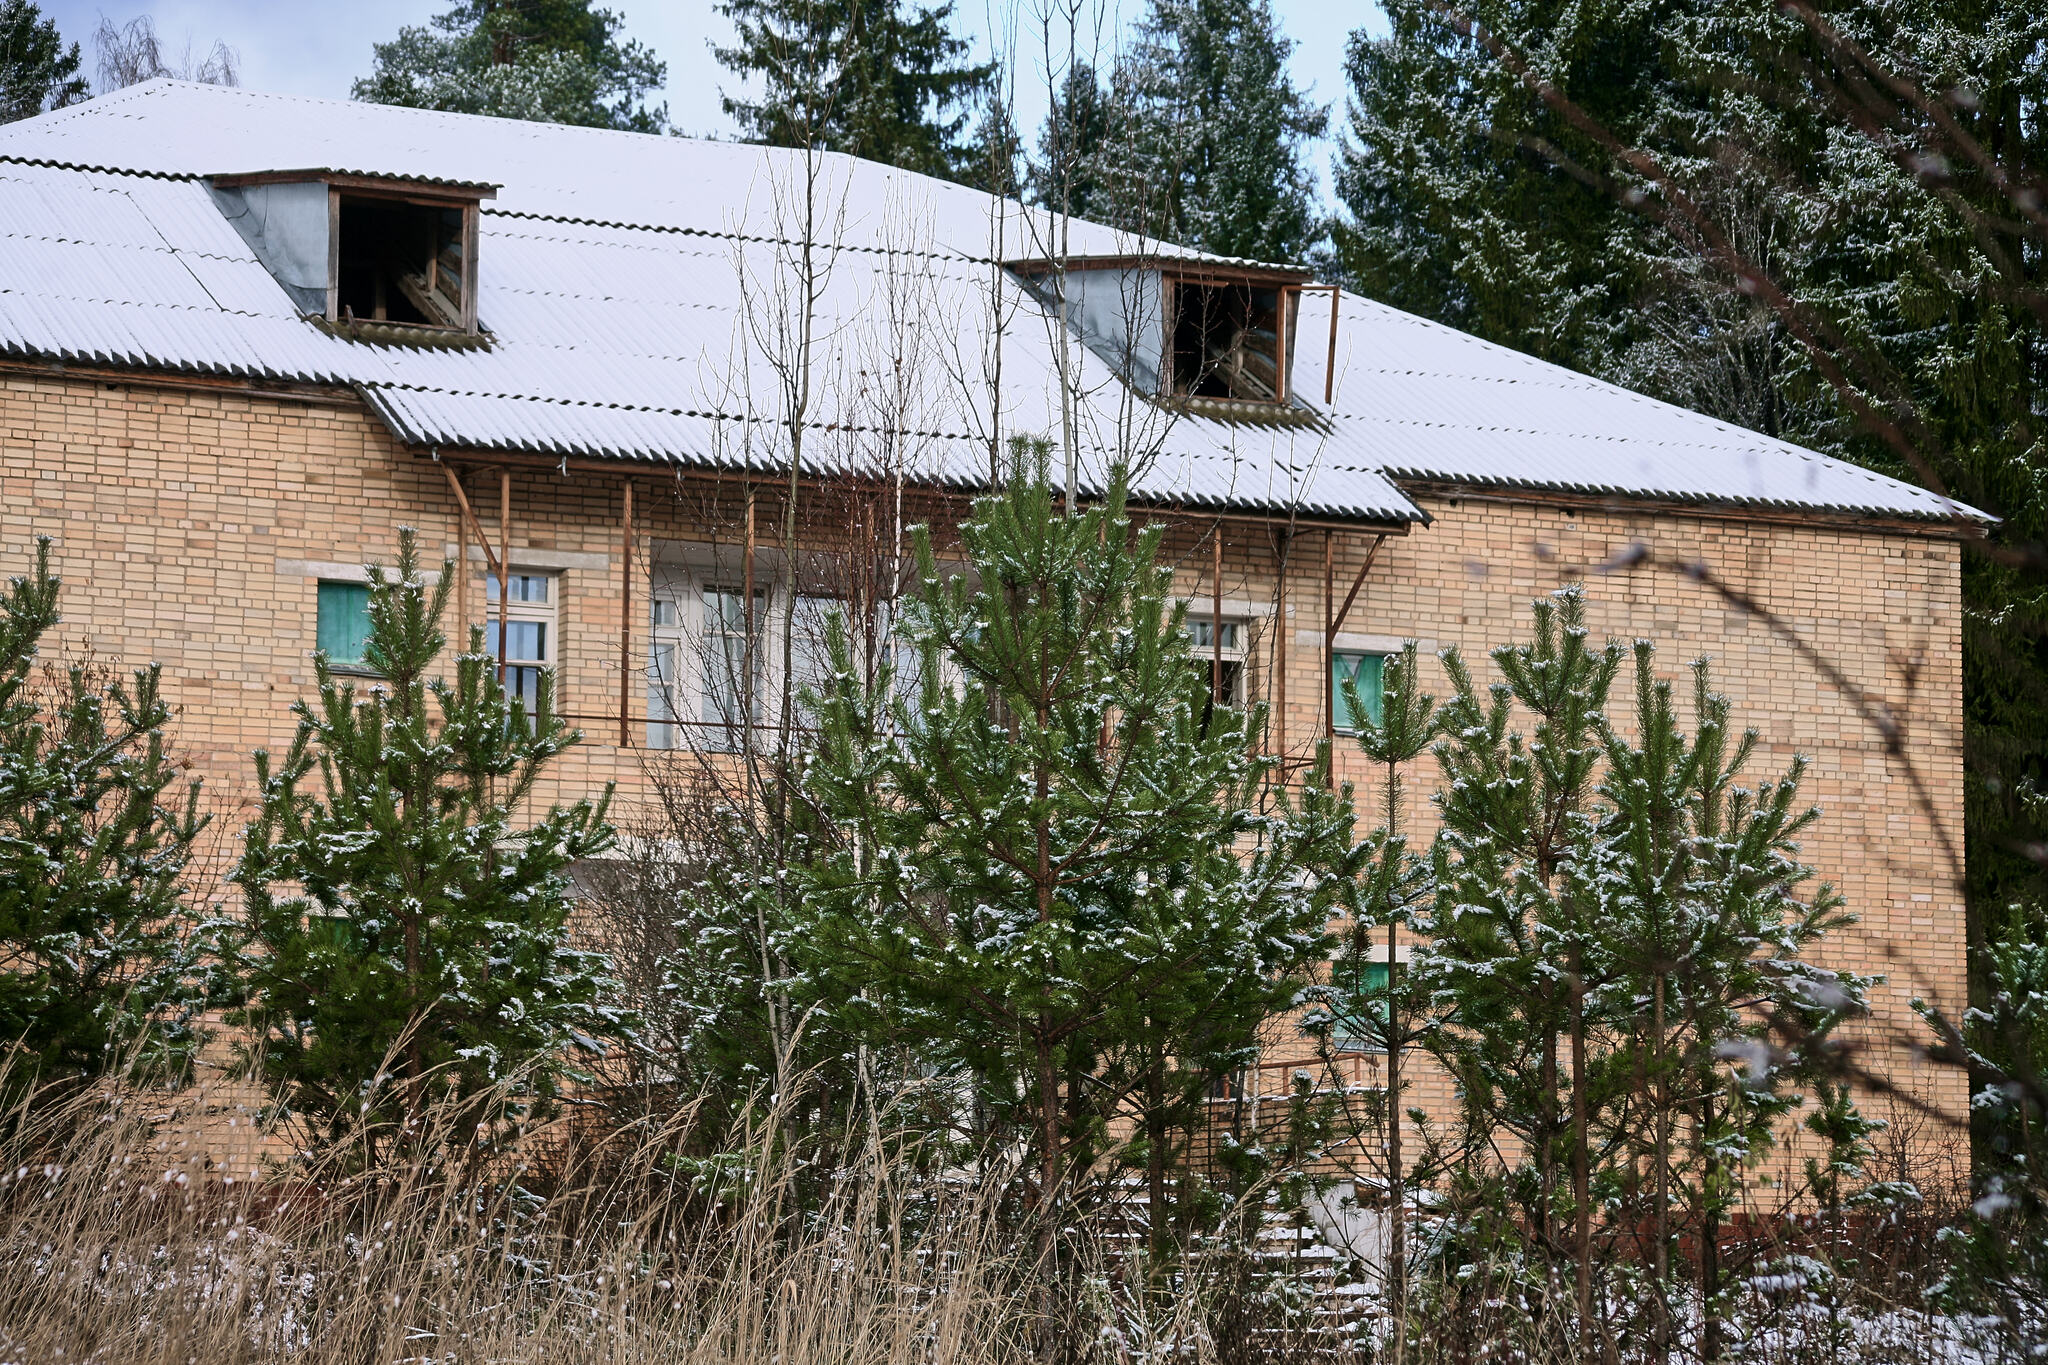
[714,0,992,180]
[1334,0,2048,945]
[1311,641,1440,1066]
[789,446,1348,1224]
[0,538,212,1091]
[354,0,667,133]
[1033,0,1327,263]
[227,530,626,1150]
[1414,588,1864,1330]
[0,0,86,123]
[1925,915,2048,1339]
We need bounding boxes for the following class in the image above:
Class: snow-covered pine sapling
[792,455,1349,1253]
[1319,639,1439,1346]
[0,536,211,1100]
[228,529,625,1160]
[1592,646,1860,1360]
[1420,585,1621,1329]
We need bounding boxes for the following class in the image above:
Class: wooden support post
[441,463,506,593]
[1212,525,1224,705]
[1325,287,1340,406]
[743,486,757,748]
[1323,529,1335,739]
[1273,531,1288,759]
[498,467,511,681]
[1274,288,1290,406]
[453,467,468,645]
[619,478,633,747]
[1330,534,1387,638]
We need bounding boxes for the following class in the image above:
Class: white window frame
[483,569,558,710]
[644,565,958,752]
[1188,614,1251,706]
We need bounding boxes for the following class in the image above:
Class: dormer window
[1169,277,1292,402]
[209,170,494,342]
[1010,255,1310,409]
[335,193,471,330]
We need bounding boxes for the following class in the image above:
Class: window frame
[1331,649,1387,735]
[1162,270,1302,405]
[1188,614,1251,707]
[314,578,374,673]
[208,171,490,337]
[483,569,559,712]
[1326,942,1415,1056]
[644,572,947,751]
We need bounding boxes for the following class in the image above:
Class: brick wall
[1,370,1969,1177]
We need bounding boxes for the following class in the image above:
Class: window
[646,583,940,750]
[1330,961,1394,1054]
[1003,256,1312,407]
[315,580,371,667]
[1333,651,1385,732]
[207,173,488,338]
[1188,617,1248,705]
[647,586,766,751]
[1169,278,1294,402]
[485,572,557,712]
[335,193,471,330]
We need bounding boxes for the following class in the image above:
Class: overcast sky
[37,1,1386,199]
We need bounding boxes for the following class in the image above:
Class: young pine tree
[1311,641,1440,1339]
[229,531,624,1153]
[793,453,1347,1241]
[1417,590,1864,1352]
[1420,586,1622,1319]
[0,538,211,1094]
[1584,643,1861,1356]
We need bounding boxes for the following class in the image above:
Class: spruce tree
[355,0,667,132]
[0,0,86,123]
[792,452,1347,1237]
[228,531,624,1154]
[0,538,210,1094]
[714,0,992,180]
[1037,0,1325,263]
[1335,0,2048,949]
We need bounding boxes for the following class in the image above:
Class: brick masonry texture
[1,370,1970,1174]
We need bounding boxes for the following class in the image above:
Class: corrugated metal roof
[0,80,1986,527]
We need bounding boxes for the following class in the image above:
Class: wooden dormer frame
[210,170,496,335]
[1006,254,1317,408]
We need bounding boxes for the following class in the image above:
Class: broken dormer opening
[1007,254,1314,410]
[208,170,493,343]
[335,194,470,330]
[1167,277,1295,403]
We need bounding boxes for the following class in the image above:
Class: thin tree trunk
[1699,1085,1722,1364]
[1147,1033,1168,1277]
[1572,958,1592,1333]
[1387,916,1405,1363]
[1653,974,1671,1364]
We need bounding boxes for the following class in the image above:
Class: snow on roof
[0,80,1985,527]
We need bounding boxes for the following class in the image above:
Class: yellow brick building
[0,82,1979,1170]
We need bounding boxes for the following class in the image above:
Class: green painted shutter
[1333,652,1385,731]
[316,581,371,664]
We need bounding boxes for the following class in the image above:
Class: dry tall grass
[0,1065,1041,1365]
[0,1058,2015,1365]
